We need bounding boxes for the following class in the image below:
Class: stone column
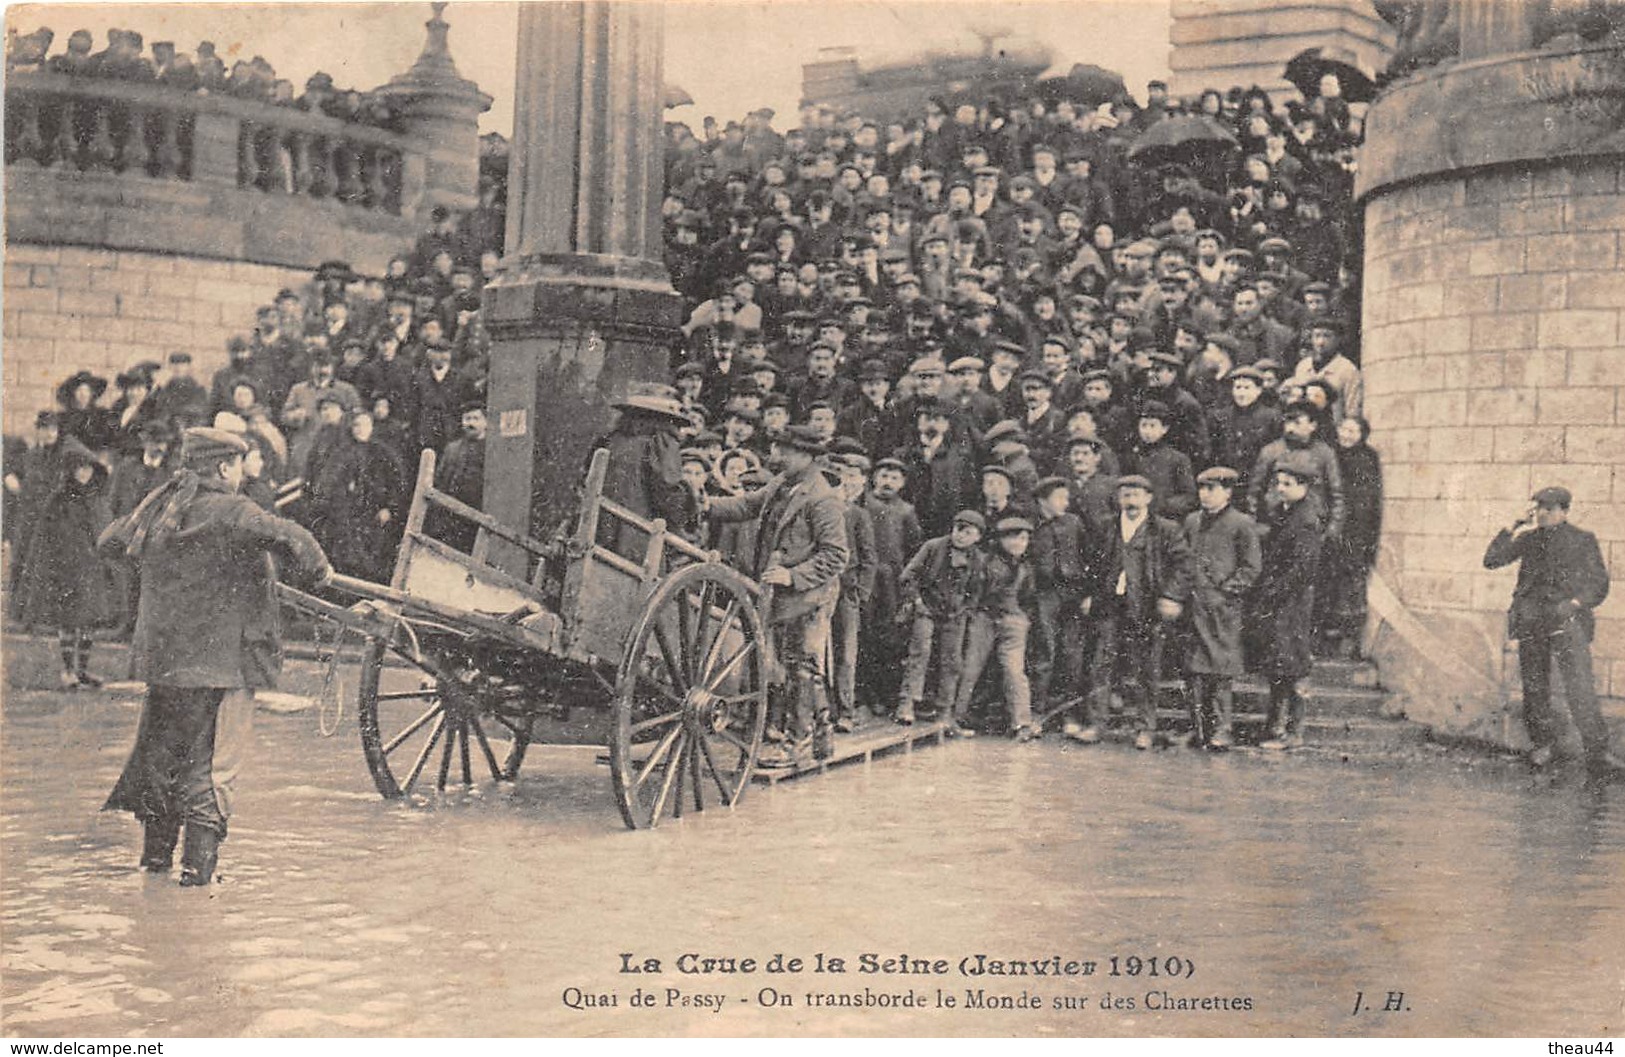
[482,1,682,545]
[1357,21,1625,750]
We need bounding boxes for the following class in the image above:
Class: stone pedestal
[374,3,492,223]
[1357,42,1625,748]
[482,1,682,544]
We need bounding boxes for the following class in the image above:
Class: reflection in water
[2,673,1622,1037]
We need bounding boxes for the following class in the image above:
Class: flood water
[3,640,1622,1038]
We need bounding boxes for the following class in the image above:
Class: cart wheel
[610,562,768,829]
[356,640,517,798]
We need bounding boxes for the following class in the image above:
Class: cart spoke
[634,721,684,788]
[459,716,474,786]
[634,670,685,710]
[382,700,445,757]
[675,586,696,683]
[436,715,456,792]
[375,689,436,702]
[651,621,689,692]
[713,726,754,754]
[696,729,734,803]
[703,640,756,694]
[649,730,687,822]
[400,714,447,795]
[672,736,687,819]
[468,715,505,781]
[696,598,741,682]
[688,582,715,679]
[630,709,683,736]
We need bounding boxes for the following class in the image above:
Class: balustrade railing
[6,74,195,179]
[5,71,407,215]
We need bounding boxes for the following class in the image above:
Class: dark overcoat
[858,491,923,623]
[1250,497,1323,682]
[15,440,115,629]
[97,474,330,688]
[1182,505,1263,675]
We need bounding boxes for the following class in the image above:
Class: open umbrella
[1035,62,1128,108]
[663,84,695,110]
[1127,114,1239,167]
[1283,48,1377,104]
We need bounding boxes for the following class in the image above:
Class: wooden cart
[277,448,769,830]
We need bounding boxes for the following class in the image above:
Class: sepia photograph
[2,0,1622,1041]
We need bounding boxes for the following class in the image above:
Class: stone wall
[1361,155,1625,747]
[2,244,308,430]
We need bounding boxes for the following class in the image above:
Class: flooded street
[3,637,1623,1038]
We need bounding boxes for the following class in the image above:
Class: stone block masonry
[3,246,309,435]
[1363,157,1625,744]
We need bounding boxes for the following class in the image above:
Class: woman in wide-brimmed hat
[15,437,116,688]
[595,382,699,560]
[56,370,116,452]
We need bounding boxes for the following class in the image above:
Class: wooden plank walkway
[750,719,955,785]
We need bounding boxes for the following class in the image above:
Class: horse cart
[276,448,771,830]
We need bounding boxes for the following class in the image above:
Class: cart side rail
[392,449,564,591]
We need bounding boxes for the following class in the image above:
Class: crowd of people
[7,24,405,129]
[4,66,1385,760]
[4,204,501,687]
[629,74,1384,762]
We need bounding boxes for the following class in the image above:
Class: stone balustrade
[5,71,412,219]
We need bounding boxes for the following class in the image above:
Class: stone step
[1309,658,1384,690]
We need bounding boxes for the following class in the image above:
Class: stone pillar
[1357,32,1625,749]
[482,1,682,545]
[374,3,492,222]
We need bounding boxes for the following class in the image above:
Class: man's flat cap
[1116,474,1155,492]
[1197,466,1240,486]
[994,516,1034,535]
[1532,485,1573,509]
[181,426,250,465]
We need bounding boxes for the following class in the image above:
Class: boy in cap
[1124,402,1198,520]
[895,510,988,726]
[857,457,924,710]
[1029,477,1099,733]
[1207,366,1282,502]
[100,427,331,885]
[828,449,878,733]
[1484,486,1620,773]
[1251,452,1325,749]
[1182,467,1262,749]
[1084,475,1194,748]
[957,516,1039,741]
